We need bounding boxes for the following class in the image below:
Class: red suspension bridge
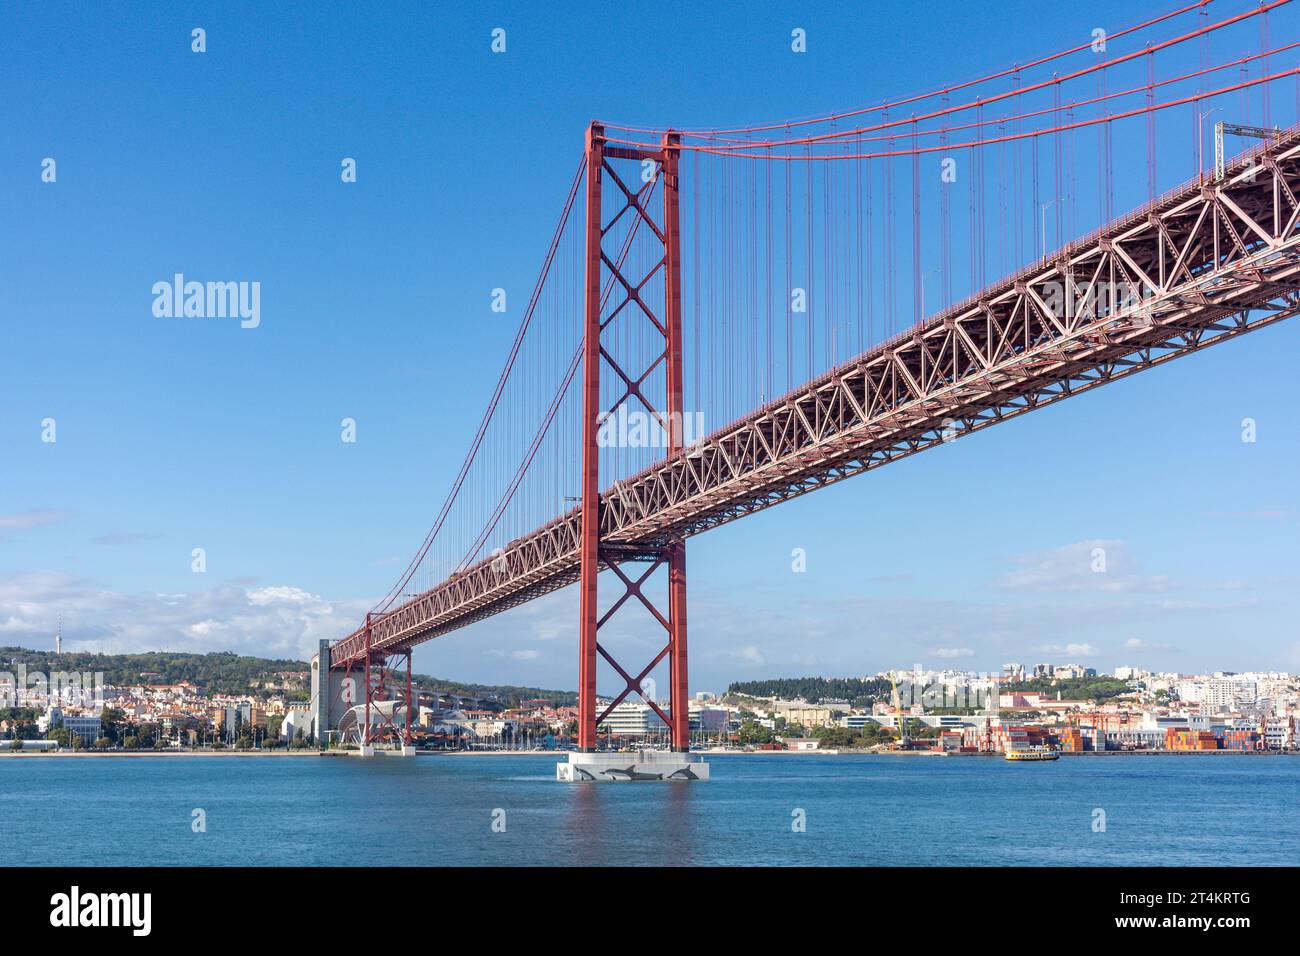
[315,0,1300,757]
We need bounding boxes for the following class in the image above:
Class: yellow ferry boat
[1004,745,1060,762]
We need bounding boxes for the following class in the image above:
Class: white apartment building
[597,701,665,736]
[595,702,728,736]
[470,718,516,739]
[1054,664,1091,680]
[281,706,314,741]
[1264,716,1295,749]
[767,701,849,729]
[1200,678,1258,713]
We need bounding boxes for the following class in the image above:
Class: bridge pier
[357,744,417,758]
[557,749,709,782]
[311,622,416,754]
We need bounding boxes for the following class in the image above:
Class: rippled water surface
[2,753,1295,866]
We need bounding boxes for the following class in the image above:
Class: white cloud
[247,586,319,606]
[487,648,544,662]
[933,647,975,658]
[713,644,766,667]
[1124,636,1175,652]
[992,539,1172,594]
[92,531,162,547]
[1042,642,1098,658]
[516,595,572,642]
[0,510,72,539]
[0,570,367,660]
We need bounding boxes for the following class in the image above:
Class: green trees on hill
[812,723,897,749]
[726,677,892,707]
[0,646,577,707]
[409,673,578,708]
[1002,676,1131,703]
[0,647,304,696]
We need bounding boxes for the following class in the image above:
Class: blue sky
[3,1,1299,692]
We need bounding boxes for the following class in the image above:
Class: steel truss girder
[331,126,1300,669]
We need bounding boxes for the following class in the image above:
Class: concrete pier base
[356,744,417,758]
[556,749,709,782]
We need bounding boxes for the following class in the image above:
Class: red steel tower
[577,125,690,753]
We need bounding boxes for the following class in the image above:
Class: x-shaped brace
[593,551,675,729]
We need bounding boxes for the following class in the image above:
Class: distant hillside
[1001,676,1132,703]
[0,647,577,707]
[1,647,305,696]
[410,676,575,708]
[726,677,892,707]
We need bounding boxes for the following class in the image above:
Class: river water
[2,753,1294,866]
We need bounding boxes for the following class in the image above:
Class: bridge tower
[558,123,706,782]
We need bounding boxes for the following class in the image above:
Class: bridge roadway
[331,126,1300,668]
